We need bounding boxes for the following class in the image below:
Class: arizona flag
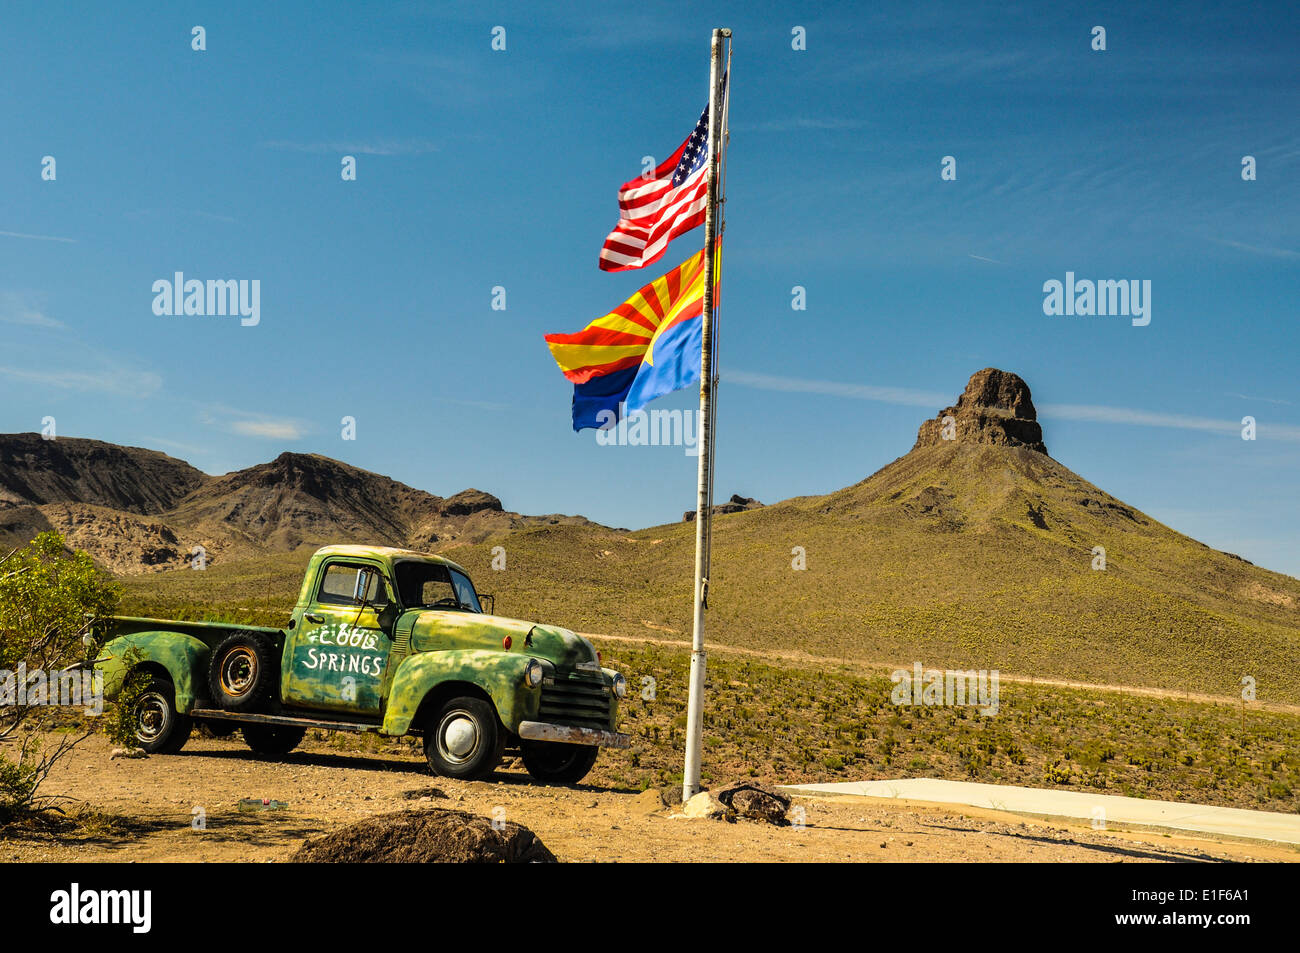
[546,247,716,431]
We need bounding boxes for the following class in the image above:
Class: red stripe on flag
[555,353,644,385]
[600,151,708,271]
[543,328,650,348]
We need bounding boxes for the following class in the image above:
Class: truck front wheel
[423,697,503,781]
[132,676,193,754]
[521,741,598,786]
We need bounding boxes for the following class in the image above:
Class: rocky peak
[243,452,354,495]
[440,489,503,516]
[914,368,1047,454]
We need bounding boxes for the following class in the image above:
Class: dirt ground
[4,733,1296,863]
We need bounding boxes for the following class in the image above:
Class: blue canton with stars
[671,106,710,186]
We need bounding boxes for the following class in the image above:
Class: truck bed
[107,615,285,645]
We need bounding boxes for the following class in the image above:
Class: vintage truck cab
[95,545,629,784]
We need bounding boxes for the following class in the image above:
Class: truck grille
[539,675,610,730]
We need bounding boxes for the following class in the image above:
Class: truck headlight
[524,658,545,688]
[611,672,627,698]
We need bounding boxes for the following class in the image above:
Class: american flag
[599,91,718,272]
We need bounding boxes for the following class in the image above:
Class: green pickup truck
[94,545,629,785]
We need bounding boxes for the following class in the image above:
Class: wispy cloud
[0,364,161,397]
[200,404,309,441]
[260,139,439,156]
[831,48,1051,85]
[727,370,947,408]
[1211,238,1300,260]
[1227,392,1293,406]
[1040,403,1300,442]
[737,118,869,133]
[0,296,160,396]
[0,294,63,329]
[142,436,211,458]
[729,369,1300,442]
[0,229,77,243]
[230,420,305,439]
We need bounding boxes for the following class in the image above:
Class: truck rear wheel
[208,631,279,712]
[242,724,306,756]
[132,676,193,754]
[423,696,503,781]
[521,741,598,786]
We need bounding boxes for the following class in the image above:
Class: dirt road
[589,632,1300,715]
[5,733,1293,863]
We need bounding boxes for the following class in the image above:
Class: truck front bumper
[517,720,631,748]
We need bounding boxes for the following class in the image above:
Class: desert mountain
[0,432,205,512]
[14,368,1300,701]
[370,367,1298,701]
[0,437,593,572]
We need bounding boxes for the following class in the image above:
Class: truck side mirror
[479,593,495,616]
[353,568,373,604]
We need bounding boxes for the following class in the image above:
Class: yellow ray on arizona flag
[545,247,714,430]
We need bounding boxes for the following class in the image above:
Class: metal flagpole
[683,26,729,803]
[705,41,731,588]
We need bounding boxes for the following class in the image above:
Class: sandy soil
[3,733,1294,863]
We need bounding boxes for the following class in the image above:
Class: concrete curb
[780,779,1300,846]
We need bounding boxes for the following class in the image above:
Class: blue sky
[2,1,1297,574]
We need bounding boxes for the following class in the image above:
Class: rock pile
[292,808,556,863]
[684,494,764,522]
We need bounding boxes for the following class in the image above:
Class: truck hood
[404,610,600,671]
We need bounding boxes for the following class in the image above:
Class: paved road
[781,778,1300,846]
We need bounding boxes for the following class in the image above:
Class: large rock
[913,368,1047,454]
[715,781,791,825]
[630,787,671,815]
[292,808,556,863]
[684,494,764,522]
[680,790,734,821]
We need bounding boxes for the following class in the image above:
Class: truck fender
[96,632,210,713]
[382,649,541,737]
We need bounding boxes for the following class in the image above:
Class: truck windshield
[394,560,482,613]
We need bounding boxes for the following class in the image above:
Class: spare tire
[208,631,280,712]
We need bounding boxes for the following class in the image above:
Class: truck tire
[241,724,306,756]
[132,675,193,754]
[208,631,279,712]
[521,741,599,786]
[423,696,503,781]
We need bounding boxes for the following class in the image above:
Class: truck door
[282,560,394,716]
